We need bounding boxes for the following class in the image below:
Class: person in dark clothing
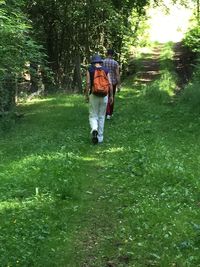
[103,49,120,119]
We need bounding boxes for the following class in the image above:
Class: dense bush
[180,20,200,108]
[183,25,200,53]
[0,0,46,114]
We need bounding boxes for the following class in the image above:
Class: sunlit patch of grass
[143,70,176,102]
[0,151,84,202]
[101,147,125,154]
[141,42,176,103]
[0,193,78,267]
[25,97,56,104]
[0,200,22,211]
[78,156,97,162]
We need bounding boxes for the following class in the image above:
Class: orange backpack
[92,69,110,96]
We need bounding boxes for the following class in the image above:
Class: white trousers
[89,94,108,142]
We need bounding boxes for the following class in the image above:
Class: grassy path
[1,43,200,267]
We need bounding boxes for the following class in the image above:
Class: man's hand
[109,95,113,105]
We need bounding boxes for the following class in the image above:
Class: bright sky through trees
[148,0,194,42]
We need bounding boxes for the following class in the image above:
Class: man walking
[103,49,120,119]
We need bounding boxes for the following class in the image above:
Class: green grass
[1,44,200,266]
[179,62,200,111]
[142,42,177,104]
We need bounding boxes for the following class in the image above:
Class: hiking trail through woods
[135,46,161,85]
[128,42,194,89]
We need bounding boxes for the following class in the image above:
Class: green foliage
[120,8,150,65]
[181,18,200,109]
[143,77,172,104]
[0,111,16,132]
[183,24,200,53]
[0,0,46,113]
[180,80,200,108]
[181,7,200,110]
[0,1,44,75]
[179,60,200,109]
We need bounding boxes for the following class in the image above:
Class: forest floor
[1,42,200,267]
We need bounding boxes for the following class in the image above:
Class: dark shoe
[92,130,98,145]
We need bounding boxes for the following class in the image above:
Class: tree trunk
[197,0,200,22]
[72,53,83,93]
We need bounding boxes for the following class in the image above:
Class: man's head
[107,49,115,57]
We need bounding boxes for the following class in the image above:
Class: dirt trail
[131,42,194,88]
[135,46,161,85]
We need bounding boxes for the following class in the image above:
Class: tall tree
[0,0,45,113]
[26,0,151,92]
